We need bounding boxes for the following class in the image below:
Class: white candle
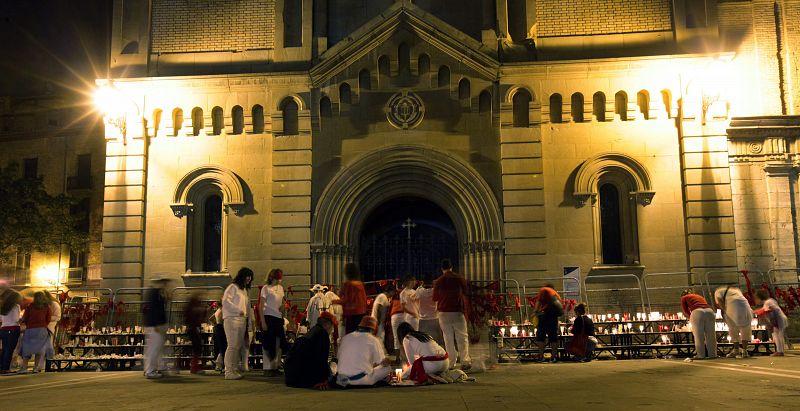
[395,369,402,382]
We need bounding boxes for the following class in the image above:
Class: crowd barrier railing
[583,274,647,316]
[521,277,581,320]
[642,272,695,313]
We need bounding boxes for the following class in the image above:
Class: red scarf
[408,353,448,385]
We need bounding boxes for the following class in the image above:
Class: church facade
[96,0,800,293]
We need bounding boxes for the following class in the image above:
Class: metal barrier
[583,274,647,315]
[166,286,224,328]
[468,279,524,323]
[704,270,768,302]
[768,268,800,289]
[55,288,115,349]
[521,277,582,320]
[642,272,695,313]
[112,288,152,329]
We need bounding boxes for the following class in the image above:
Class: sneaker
[16,368,29,375]
[145,372,163,379]
[224,373,244,380]
[726,352,739,359]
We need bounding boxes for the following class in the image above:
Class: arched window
[359,69,371,91]
[172,108,183,136]
[458,78,470,101]
[378,55,390,79]
[191,107,203,136]
[512,89,531,127]
[231,106,244,134]
[398,43,410,75]
[438,66,450,88]
[615,91,628,121]
[211,106,224,135]
[599,183,624,264]
[637,90,650,120]
[152,109,162,137]
[201,194,223,272]
[550,93,563,123]
[282,98,299,135]
[571,93,584,122]
[661,89,672,118]
[479,91,492,114]
[320,97,332,118]
[252,104,264,134]
[593,92,606,122]
[418,53,430,76]
[340,83,352,105]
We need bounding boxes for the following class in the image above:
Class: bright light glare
[34,264,61,287]
[94,85,128,118]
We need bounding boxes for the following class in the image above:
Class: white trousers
[144,325,167,375]
[390,314,420,350]
[401,358,450,379]
[690,308,717,359]
[224,317,245,377]
[339,365,392,386]
[438,312,470,365]
[725,319,752,345]
[773,326,786,353]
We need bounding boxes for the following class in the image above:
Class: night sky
[0,1,111,98]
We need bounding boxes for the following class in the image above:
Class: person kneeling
[398,322,449,384]
[285,312,337,389]
[335,316,392,387]
[566,303,596,362]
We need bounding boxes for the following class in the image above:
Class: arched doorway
[359,197,459,282]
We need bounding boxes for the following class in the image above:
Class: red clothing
[433,270,467,313]
[21,306,51,329]
[537,287,561,309]
[390,297,404,316]
[335,280,367,316]
[680,294,710,317]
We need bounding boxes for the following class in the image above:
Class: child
[754,289,788,356]
[568,303,596,362]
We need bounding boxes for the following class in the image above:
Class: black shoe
[549,357,558,363]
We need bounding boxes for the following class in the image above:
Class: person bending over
[754,289,788,357]
[285,312,337,389]
[533,284,563,363]
[398,322,450,384]
[681,289,717,359]
[713,286,753,358]
[335,316,392,387]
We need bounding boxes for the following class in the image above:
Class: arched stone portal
[312,145,504,285]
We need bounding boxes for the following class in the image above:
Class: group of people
[0,286,61,375]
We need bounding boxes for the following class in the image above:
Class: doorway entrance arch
[311,144,503,285]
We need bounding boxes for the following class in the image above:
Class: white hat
[310,284,324,292]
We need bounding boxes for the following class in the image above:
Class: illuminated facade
[94,0,800,290]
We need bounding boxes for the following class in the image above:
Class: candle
[395,369,402,382]
[500,327,506,337]
[639,325,644,333]
[510,326,519,337]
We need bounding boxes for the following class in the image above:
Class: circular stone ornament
[385,90,424,129]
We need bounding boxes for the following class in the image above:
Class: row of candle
[497,318,767,338]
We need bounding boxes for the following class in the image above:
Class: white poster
[563,266,581,300]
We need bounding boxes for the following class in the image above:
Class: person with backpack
[533,283,563,363]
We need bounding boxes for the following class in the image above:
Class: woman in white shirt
[370,284,394,344]
[713,286,753,358]
[259,268,288,376]
[398,322,449,384]
[222,267,252,380]
[0,289,22,374]
[399,276,420,330]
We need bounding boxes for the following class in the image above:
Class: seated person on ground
[398,322,450,384]
[284,312,337,389]
[335,316,392,387]
[567,303,596,362]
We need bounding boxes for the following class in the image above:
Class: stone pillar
[764,161,799,268]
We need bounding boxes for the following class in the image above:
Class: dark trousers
[0,328,21,371]
[263,315,288,360]
[213,324,227,358]
[188,327,202,357]
[344,314,365,335]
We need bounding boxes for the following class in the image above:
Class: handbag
[566,334,588,357]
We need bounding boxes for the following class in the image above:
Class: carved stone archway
[312,145,504,284]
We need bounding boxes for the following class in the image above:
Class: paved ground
[2,355,799,410]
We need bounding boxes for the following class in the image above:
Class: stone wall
[151,0,275,53]
[535,0,672,37]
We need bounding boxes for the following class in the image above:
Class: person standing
[0,289,22,374]
[143,276,170,379]
[260,268,288,376]
[433,259,471,370]
[335,316,392,387]
[714,286,753,358]
[400,275,420,331]
[284,312,337,389]
[306,284,329,329]
[415,278,443,346]
[333,263,367,335]
[18,291,54,374]
[184,295,206,373]
[754,289,788,356]
[222,267,253,380]
[533,283,563,363]
[208,302,226,372]
[323,286,344,343]
[370,283,394,345]
[681,289,718,359]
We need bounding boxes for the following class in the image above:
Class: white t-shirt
[0,304,20,327]
[325,291,342,317]
[415,287,437,320]
[337,331,386,377]
[306,292,329,326]
[403,334,446,363]
[400,288,420,317]
[222,284,248,320]
[48,301,62,334]
[371,293,390,322]
[260,284,284,318]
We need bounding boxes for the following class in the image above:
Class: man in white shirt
[370,284,394,344]
[335,316,392,387]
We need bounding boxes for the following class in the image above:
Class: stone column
[764,161,799,268]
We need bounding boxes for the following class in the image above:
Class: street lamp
[94,83,140,143]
